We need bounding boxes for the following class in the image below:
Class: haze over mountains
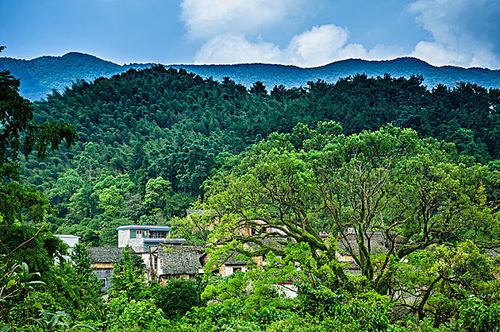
[1,52,499,101]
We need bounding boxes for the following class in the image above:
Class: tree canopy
[20,67,499,245]
[1,59,498,331]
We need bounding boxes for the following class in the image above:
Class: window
[136,230,143,238]
[150,231,166,238]
[233,267,242,273]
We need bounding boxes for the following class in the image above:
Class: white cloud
[184,0,499,68]
[194,24,403,67]
[412,41,468,67]
[409,0,500,67]
[181,0,303,39]
[194,34,281,64]
[286,25,349,67]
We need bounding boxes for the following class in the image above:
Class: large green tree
[202,123,498,294]
[0,46,76,325]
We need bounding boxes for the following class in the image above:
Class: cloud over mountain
[193,25,402,67]
[194,34,281,64]
[182,0,499,68]
[409,0,500,68]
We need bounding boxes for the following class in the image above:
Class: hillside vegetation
[1,63,498,331]
[23,66,499,246]
[1,52,499,100]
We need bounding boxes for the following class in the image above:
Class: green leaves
[0,262,44,302]
[34,309,96,332]
[202,123,497,302]
[110,247,145,300]
[152,279,202,319]
[107,296,168,331]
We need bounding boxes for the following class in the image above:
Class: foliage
[0,262,44,318]
[1,52,498,331]
[151,278,202,318]
[19,67,498,246]
[32,309,96,332]
[106,295,168,332]
[392,241,499,325]
[0,46,77,326]
[202,124,498,294]
[110,247,146,300]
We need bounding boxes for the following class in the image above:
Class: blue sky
[1,0,499,68]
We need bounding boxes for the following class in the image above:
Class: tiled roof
[87,247,123,264]
[158,245,204,276]
[223,252,249,266]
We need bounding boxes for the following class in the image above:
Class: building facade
[87,247,124,292]
[117,225,172,252]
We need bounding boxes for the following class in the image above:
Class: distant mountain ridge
[1,52,499,100]
[0,52,149,100]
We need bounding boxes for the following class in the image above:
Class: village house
[117,224,187,276]
[117,224,173,252]
[58,222,396,293]
[227,222,394,276]
[87,246,123,291]
[216,252,250,276]
[155,245,205,281]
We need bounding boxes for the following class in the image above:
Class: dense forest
[1,60,499,331]
[2,52,500,101]
[22,65,499,246]
[0,52,149,100]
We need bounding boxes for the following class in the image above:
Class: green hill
[0,52,149,100]
[23,65,498,245]
[1,52,498,100]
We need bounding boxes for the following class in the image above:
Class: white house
[117,225,172,253]
[55,234,80,262]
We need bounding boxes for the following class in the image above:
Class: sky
[1,0,499,68]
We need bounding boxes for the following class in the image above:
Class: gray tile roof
[87,247,123,264]
[158,245,204,276]
[223,252,249,266]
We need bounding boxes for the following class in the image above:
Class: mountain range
[1,52,499,101]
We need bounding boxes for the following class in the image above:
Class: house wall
[219,264,247,277]
[55,235,80,263]
[93,267,114,292]
[159,274,192,283]
[118,230,144,252]
[56,235,80,249]
[94,263,113,269]
[118,229,130,248]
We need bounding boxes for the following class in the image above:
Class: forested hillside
[24,65,499,245]
[2,60,499,331]
[0,52,149,100]
[1,52,499,100]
